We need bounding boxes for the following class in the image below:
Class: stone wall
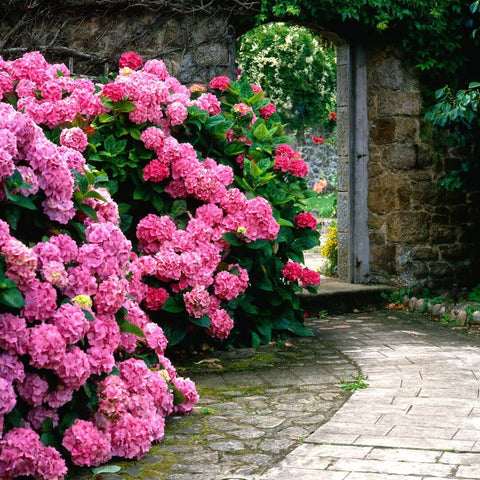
[366,46,480,291]
[0,3,238,84]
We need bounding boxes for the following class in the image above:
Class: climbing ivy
[257,0,480,89]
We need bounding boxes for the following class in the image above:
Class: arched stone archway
[2,1,478,290]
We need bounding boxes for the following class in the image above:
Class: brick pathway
[259,311,480,480]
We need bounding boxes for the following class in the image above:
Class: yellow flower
[236,226,247,235]
[73,294,93,309]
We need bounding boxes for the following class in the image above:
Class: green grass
[305,192,336,217]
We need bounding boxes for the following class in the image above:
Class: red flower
[328,112,337,122]
[294,212,317,230]
[312,135,324,144]
[118,51,143,71]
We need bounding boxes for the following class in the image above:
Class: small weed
[468,283,480,303]
[339,374,369,392]
[201,407,213,415]
[318,310,328,319]
[382,288,410,305]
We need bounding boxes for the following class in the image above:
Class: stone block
[429,225,456,244]
[368,213,386,230]
[385,211,430,243]
[337,231,350,281]
[336,157,349,191]
[410,182,439,207]
[370,244,396,274]
[336,65,350,108]
[336,192,350,232]
[393,118,419,143]
[370,118,396,144]
[382,144,416,171]
[368,174,412,213]
[411,246,439,261]
[438,243,466,261]
[377,90,423,117]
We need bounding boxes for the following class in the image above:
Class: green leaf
[250,330,261,348]
[162,296,184,313]
[278,218,295,227]
[225,142,246,156]
[129,128,142,140]
[98,113,114,123]
[0,288,25,309]
[205,115,226,129]
[84,310,95,322]
[77,203,98,221]
[133,184,152,201]
[222,232,243,246]
[112,100,136,112]
[5,408,22,428]
[468,82,480,89]
[291,236,318,251]
[163,320,187,346]
[5,191,37,210]
[119,319,145,338]
[83,191,107,202]
[256,273,273,291]
[104,135,116,154]
[40,432,58,448]
[249,159,263,179]
[190,314,211,328]
[91,465,122,475]
[171,199,187,217]
[253,123,269,140]
[172,385,186,405]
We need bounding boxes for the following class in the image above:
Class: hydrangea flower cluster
[294,212,318,230]
[273,144,309,178]
[0,98,197,476]
[281,261,321,287]
[0,52,106,128]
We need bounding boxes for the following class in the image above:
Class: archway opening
[236,22,341,279]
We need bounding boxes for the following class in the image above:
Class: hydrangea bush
[184,76,321,345]
[0,55,198,478]
[0,50,320,352]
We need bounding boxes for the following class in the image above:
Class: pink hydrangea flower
[294,212,317,229]
[143,158,170,182]
[59,127,88,152]
[0,352,25,383]
[27,323,66,370]
[26,406,59,431]
[206,308,234,340]
[16,372,49,407]
[144,286,169,311]
[50,303,89,345]
[281,261,304,282]
[102,82,126,101]
[194,92,221,115]
[172,377,199,415]
[209,76,231,91]
[183,285,210,318]
[259,102,276,119]
[300,268,321,286]
[108,413,152,459]
[0,377,16,415]
[118,51,143,70]
[0,313,27,355]
[62,420,112,466]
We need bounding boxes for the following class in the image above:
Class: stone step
[299,277,396,314]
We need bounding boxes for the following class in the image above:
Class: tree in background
[237,23,336,138]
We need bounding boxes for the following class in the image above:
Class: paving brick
[354,435,475,451]
[261,468,348,480]
[365,447,441,463]
[328,458,454,476]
